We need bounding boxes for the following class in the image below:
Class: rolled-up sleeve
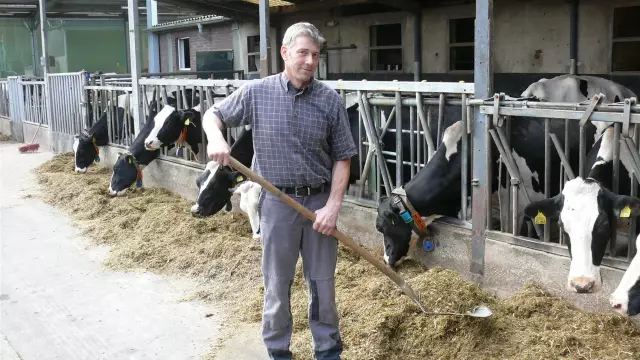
[212,83,253,128]
[328,96,358,161]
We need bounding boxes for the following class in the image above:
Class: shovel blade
[467,305,493,318]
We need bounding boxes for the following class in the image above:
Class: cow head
[108,152,143,197]
[375,121,465,267]
[143,105,180,150]
[524,177,640,294]
[610,234,640,316]
[375,195,416,267]
[190,160,245,217]
[73,133,100,173]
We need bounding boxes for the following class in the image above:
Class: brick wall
[157,22,233,73]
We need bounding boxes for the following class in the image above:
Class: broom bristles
[18,143,40,153]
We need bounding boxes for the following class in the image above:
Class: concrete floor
[0,140,268,360]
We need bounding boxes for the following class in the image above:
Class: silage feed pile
[0,133,11,141]
[37,154,640,360]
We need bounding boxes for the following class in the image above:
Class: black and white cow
[107,102,165,196]
[610,235,640,316]
[523,175,640,294]
[375,74,636,268]
[73,93,140,173]
[523,123,640,294]
[74,88,199,173]
[143,103,203,154]
[190,126,255,217]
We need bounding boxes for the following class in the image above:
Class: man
[202,22,358,360]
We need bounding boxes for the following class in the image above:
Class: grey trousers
[259,190,343,360]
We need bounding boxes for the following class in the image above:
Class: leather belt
[275,183,326,197]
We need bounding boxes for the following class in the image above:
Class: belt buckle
[294,186,310,197]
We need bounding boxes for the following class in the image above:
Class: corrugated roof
[148,14,231,32]
[152,14,229,28]
[241,0,295,6]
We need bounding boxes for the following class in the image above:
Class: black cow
[375,74,636,268]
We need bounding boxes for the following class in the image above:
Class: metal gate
[48,71,87,135]
[7,76,24,142]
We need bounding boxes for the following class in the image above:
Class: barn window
[449,17,474,71]
[369,23,402,71]
[612,6,640,72]
[247,35,260,75]
[178,37,191,70]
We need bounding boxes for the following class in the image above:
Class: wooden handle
[228,157,427,312]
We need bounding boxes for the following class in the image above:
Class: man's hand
[313,204,340,236]
[207,140,231,165]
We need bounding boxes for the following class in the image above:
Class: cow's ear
[611,194,640,218]
[523,193,564,223]
[227,170,247,185]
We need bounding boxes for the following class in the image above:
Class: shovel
[227,156,430,313]
[228,157,494,318]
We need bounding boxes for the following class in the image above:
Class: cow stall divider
[469,95,640,271]
[0,80,9,119]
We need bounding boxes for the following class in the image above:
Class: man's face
[281,35,320,85]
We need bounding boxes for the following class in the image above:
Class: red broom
[18,123,43,153]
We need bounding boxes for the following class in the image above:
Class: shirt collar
[280,71,315,94]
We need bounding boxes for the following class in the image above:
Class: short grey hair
[282,22,325,49]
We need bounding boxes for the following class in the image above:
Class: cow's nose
[571,278,595,293]
[611,301,627,315]
[190,204,200,214]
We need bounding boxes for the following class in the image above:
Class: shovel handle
[227,156,427,312]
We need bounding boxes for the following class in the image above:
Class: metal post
[569,0,578,75]
[413,12,421,82]
[39,0,52,137]
[259,0,272,78]
[146,0,160,74]
[471,0,493,279]
[26,19,40,77]
[127,0,143,135]
[395,87,403,187]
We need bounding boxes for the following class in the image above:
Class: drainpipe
[569,0,578,74]
[413,12,422,81]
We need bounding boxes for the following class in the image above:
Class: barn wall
[156,22,234,73]
[0,116,11,136]
[259,0,640,96]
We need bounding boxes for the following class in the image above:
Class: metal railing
[48,72,87,135]
[19,78,46,126]
[470,95,640,269]
[7,70,638,271]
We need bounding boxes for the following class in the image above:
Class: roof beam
[271,0,371,13]
[373,0,419,12]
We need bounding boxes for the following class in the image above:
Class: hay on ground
[36,154,640,360]
[0,133,11,141]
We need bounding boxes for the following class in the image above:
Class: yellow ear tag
[237,175,244,183]
[620,205,631,218]
[534,211,547,225]
[184,118,190,126]
[128,157,132,164]
[92,136,96,143]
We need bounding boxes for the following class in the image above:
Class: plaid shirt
[212,72,358,188]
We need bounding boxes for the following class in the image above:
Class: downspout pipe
[570,0,578,75]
